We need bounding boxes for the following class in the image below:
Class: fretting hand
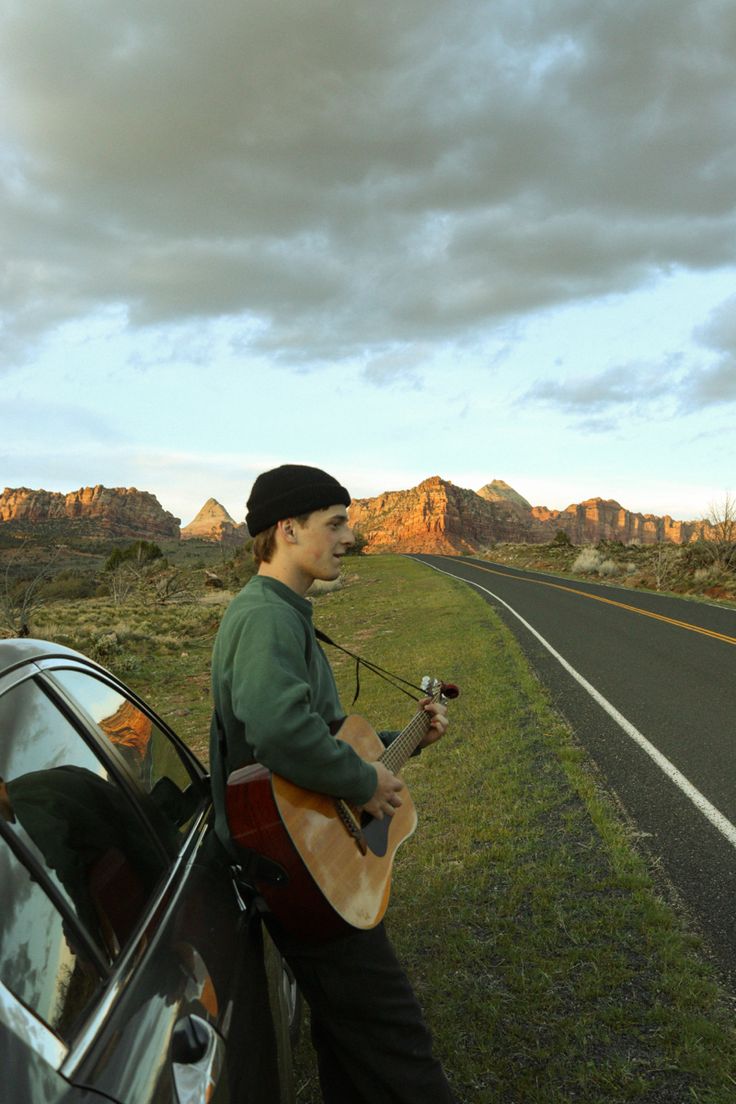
[362,761,404,820]
[417,698,449,748]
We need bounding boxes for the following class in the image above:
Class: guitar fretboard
[379,686,440,774]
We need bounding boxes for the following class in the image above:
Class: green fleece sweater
[209,575,378,846]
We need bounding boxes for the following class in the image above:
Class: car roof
[0,637,91,680]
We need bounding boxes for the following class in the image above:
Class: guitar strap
[314,627,426,705]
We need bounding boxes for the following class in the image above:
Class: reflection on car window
[0,834,100,1042]
[0,679,167,963]
[51,670,202,843]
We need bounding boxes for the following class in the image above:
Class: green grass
[34,592,226,761]
[34,555,736,1102]
[295,557,736,1103]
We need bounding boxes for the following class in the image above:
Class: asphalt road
[411,554,736,988]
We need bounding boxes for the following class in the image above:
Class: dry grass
[24,555,736,1101]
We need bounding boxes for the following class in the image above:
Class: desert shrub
[550,529,572,547]
[682,542,715,571]
[89,630,122,661]
[307,577,345,596]
[225,544,256,588]
[597,558,619,577]
[143,566,196,604]
[1,543,62,637]
[103,563,140,604]
[572,548,602,574]
[40,569,99,601]
[104,540,163,573]
[346,530,368,555]
[597,539,626,553]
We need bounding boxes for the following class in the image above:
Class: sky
[2,0,735,527]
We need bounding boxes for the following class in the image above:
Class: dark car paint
[1,1022,111,1104]
[69,832,281,1103]
[0,640,292,1104]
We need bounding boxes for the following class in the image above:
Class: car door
[0,660,290,1104]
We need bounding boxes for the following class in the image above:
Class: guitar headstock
[420,676,460,702]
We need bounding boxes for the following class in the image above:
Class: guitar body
[225,714,417,942]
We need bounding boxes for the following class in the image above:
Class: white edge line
[420,557,736,851]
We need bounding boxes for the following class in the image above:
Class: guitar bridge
[335,799,368,855]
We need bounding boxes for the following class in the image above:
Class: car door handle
[172,1014,224,1104]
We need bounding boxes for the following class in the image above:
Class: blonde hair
[252,512,311,567]
[252,524,278,567]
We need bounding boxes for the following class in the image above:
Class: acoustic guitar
[225,677,459,942]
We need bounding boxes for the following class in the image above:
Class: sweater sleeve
[228,603,377,806]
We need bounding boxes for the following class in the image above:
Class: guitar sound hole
[360,811,390,857]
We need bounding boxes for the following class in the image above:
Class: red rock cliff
[349,476,546,553]
[349,479,710,553]
[181,498,248,544]
[0,485,180,539]
[531,497,707,545]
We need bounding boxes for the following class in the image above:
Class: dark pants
[267,920,457,1104]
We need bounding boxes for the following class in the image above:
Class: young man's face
[291,504,355,583]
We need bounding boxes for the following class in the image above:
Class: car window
[0,833,101,1043]
[0,678,168,964]
[50,669,203,843]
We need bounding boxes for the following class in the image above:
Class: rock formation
[1,478,711,552]
[181,498,248,544]
[476,479,533,513]
[0,485,180,540]
[349,476,546,554]
[349,477,710,553]
[530,498,707,546]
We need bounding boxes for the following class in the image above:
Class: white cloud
[678,293,736,407]
[523,365,673,413]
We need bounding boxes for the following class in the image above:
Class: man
[210,464,457,1104]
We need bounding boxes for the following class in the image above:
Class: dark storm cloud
[2,0,735,366]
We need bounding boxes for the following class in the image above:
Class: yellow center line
[444,558,736,648]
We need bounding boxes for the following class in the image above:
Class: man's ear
[277,518,298,543]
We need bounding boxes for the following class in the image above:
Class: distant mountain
[1,478,711,552]
[348,476,710,553]
[529,496,703,546]
[348,476,541,553]
[0,485,180,540]
[181,498,248,544]
[476,479,533,513]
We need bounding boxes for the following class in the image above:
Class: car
[0,638,298,1104]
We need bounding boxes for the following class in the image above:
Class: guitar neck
[379,695,438,774]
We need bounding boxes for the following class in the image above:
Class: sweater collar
[249,573,313,619]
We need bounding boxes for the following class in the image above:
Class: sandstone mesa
[0,479,714,551]
[0,485,179,540]
[348,476,713,553]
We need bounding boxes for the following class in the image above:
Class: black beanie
[245,464,351,536]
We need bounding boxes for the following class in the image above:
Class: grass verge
[295,556,736,1103]
[35,554,736,1101]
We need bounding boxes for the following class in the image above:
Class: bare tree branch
[0,542,60,637]
[703,493,736,572]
